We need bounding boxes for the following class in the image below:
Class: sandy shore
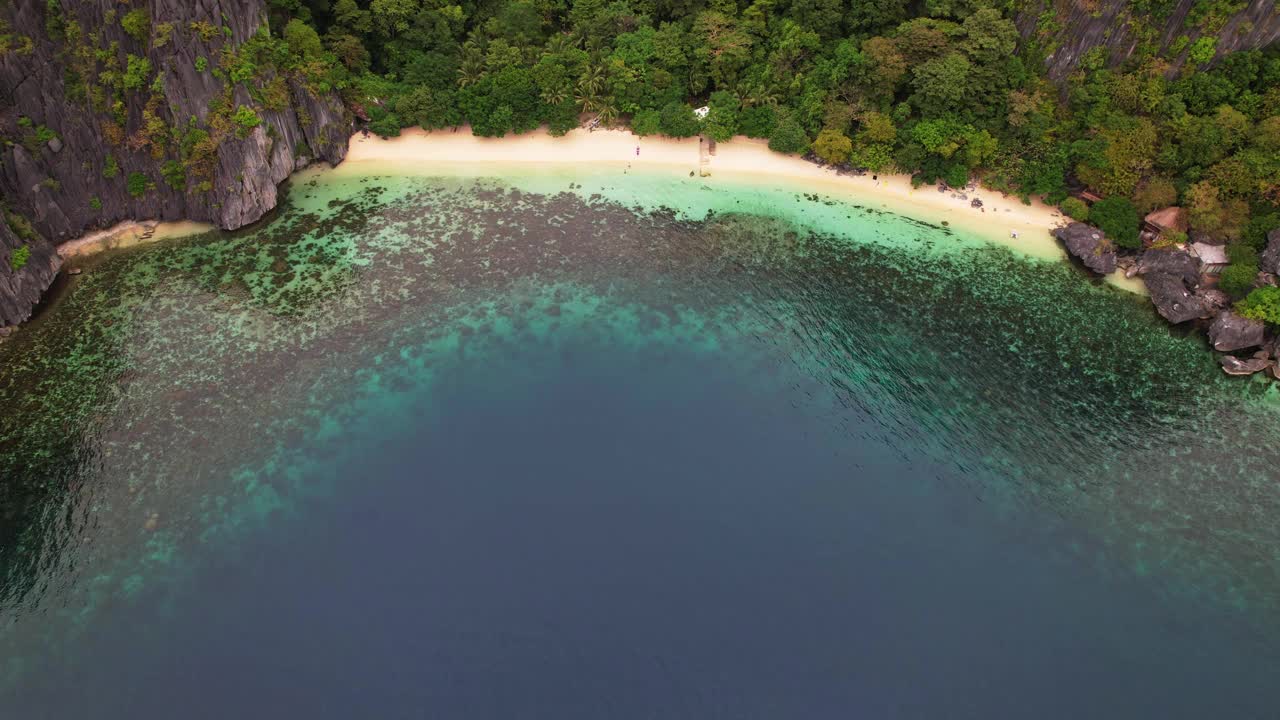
[344,127,1071,260]
[344,126,1148,293]
[56,125,1144,293]
[58,219,213,259]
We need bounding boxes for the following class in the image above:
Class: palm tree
[457,42,485,88]
[595,99,619,127]
[740,81,778,109]
[575,91,602,114]
[541,85,569,106]
[544,32,578,56]
[577,66,606,97]
[457,57,485,87]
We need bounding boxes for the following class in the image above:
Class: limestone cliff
[0,209,59,327]
[1017,0,1280,82]
[0,0,350,325]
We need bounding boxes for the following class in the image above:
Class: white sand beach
[59,125,1147,292]
[343,127,1070,261]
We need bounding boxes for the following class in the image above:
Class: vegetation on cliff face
[1015,0,1280,83]
[7,245,28,272]
[0,0,351,243]
[0,0,355,324]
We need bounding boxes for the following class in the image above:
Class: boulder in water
[1208,311,1266,351]
[1219,354,1270,376]
[1142,272,1209,323]
[1053,222,1115,275]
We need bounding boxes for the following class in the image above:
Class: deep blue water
[4,175,1280,717]
[8,342,1278,719]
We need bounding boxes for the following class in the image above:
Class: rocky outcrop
[1142,270,1208,323]
[1196,287,1231,315]
[1015,0,1280,83]
[0,0,351,325]
[1,0,350,238]
[1054,222,1116,274]
[1137,248,1201,286]
[1220,354,1271,376]
[1136,247,1213,323]
[1260,229,1280,276]
[0,210,61,327]
[1209,311,1266,352]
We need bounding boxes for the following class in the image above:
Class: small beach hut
[1143,206,1188,235]
[1191,242,1229,272]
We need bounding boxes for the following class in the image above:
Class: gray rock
[1196,288,1231,315]
[1261,229,1280,276]
[1053,222,1116,274]
[0,0,352,323]
[1137,248,1200,286]
[1208,311,1266,352]
[1142,272,1210,324]
[1219,354,1270,376]
[0,209,61,327]
[1014,0,1280,85]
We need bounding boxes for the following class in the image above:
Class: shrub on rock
[1060,197,1089,222]
[1237,286,1280,325]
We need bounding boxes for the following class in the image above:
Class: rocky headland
[1058,221,1280,378]
[0,0,350,326]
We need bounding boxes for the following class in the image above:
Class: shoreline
[57,219,214,259]
[343,127,1068,260]
[54,125,1145,294]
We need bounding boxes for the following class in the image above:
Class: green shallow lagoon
[2,168,1279,714]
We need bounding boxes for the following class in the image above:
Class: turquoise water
[1,169,1279,715]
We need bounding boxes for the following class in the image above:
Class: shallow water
[1,170,1278,716]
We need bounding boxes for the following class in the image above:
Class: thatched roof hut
[1143,206,1188,234]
